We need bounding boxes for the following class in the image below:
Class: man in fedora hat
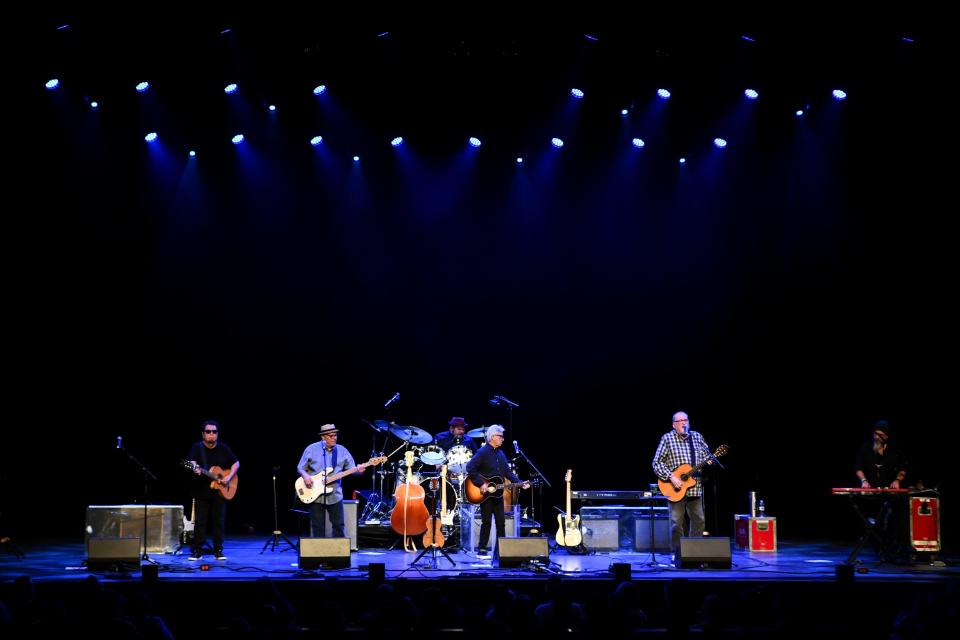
[434,416,479,455]
[297,424,364,538]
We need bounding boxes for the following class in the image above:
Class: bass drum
[446,444,474,476]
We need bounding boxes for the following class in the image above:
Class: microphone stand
[514,446,550,529]
[118,443,158,564]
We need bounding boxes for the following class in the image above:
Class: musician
[856,420,908,490]
[297,424,364,538]
[652,411,712,555]
[465,424,521,554]
[855,420,909,553]
[434,416,479,454]
[187,420,239,561]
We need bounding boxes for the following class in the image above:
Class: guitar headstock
[404,450,415,467]
[369,456,388,466]
[564,469,572,483]
[715,444,729,457]
[181,459,198,472]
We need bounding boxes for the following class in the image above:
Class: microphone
[116,436,122,449]
[383,392,400,408]
[513,440,521,454]
[490,394,520,408]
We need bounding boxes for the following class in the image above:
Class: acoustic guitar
[657,445,729,502]
[181,460,238,500]
[464,475,534,504]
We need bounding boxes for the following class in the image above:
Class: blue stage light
[231,134,245,145]
[45,78,60,90]
[571,88,584,99]
[713,137,728,148]
[310,136,324,146]
[468,137,482,147]
[224,83,238,94]
[832,89,847,101]
[136,81,150,93]
[144,132,158,143]
[551,137,564,148]
[313,85,327,95]
[632,138,645,148]
[744,89,759,100]
[390,137,403,147]
[657,88,671,99]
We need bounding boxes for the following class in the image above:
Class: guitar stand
[410,484,455,568]
[261,467,298,553]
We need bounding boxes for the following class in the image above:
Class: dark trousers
[193,495,227,553]
[477,498,505,551]
[669,495,705,552]
[310,499,345,537]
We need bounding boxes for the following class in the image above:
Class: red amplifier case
[734,515,777,552]
[910,497,940,552]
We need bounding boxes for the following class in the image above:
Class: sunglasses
[204,430,218,434]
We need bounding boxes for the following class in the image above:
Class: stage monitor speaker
[494,537,549,568]
[676,537,732,568]
[299,537,351,569]
[581,518,619,551]
[87,536,141,570]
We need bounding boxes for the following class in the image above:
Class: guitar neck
[566,481,572,516]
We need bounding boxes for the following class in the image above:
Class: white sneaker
[188,554,202,561]
[215,553,227,561]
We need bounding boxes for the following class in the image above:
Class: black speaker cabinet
[494,537,549,568]
[676,537,732,568]
[299,537,351,569]
[87,536,141,570]
[634,515,672,552]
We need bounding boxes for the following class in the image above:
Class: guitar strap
[687,434,697,480]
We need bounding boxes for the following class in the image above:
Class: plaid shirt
[652,430,710,498]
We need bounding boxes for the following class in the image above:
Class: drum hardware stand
[411,481,455,568]
[360,442,406,523]
[512,442,550,528]
[262,466,298,553]
[643,496,671,567]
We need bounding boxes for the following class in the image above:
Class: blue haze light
[224,83,238,94]
[679,157,687,165]
[90,101,99,109]
[744,89,759,100]
[713,137,728,148]
[310,136,324,146]
[268,104,277,111]
[313,85,327,96]
[353,156,360,162]
[516,157,524,164]
[621,109,629,116]
[632,138,645,148]
[468,137,482,147]
[657,88,671,99]
[231,134,245,145]
[45,78,60,90]
[551,137,564,148]
[832,89,847,101]
[795,109,804,117]
[571,88,584,99]
[390,137,404,147]
[144,132,158,143]
[136,81,150,93]
[189,150,196,157]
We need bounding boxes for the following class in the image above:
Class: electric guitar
[181,460,238,500]
[295,456,388,504]
[657,444,729,502]
[464,475,535,504]
[181,498,196,545]
[555,469,582,547]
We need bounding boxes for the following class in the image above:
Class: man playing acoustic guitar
[186,420,240,561]
[652,411,714,556]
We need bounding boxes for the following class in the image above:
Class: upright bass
[390,450,429,552]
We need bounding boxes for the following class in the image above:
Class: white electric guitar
[295,456,387,504]
[555,469,582,547]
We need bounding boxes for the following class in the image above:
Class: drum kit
[359,419,487,524]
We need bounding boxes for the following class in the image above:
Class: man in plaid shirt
[652,411,712,554]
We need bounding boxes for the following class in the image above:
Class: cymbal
[465,427,487,439]
[372,420,392,433]
[389,423,433,445]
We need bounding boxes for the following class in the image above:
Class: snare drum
[419,445,446,466]
[446,444,474,475]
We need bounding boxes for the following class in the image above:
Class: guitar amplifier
[85,505,183,554]
[634,513,672,552]
[321,499,358,550]
[461,503,520,551]
[581,516,619,551]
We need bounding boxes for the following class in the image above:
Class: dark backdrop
[8,12,950,548]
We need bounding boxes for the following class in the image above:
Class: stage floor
[2,535,955,584]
